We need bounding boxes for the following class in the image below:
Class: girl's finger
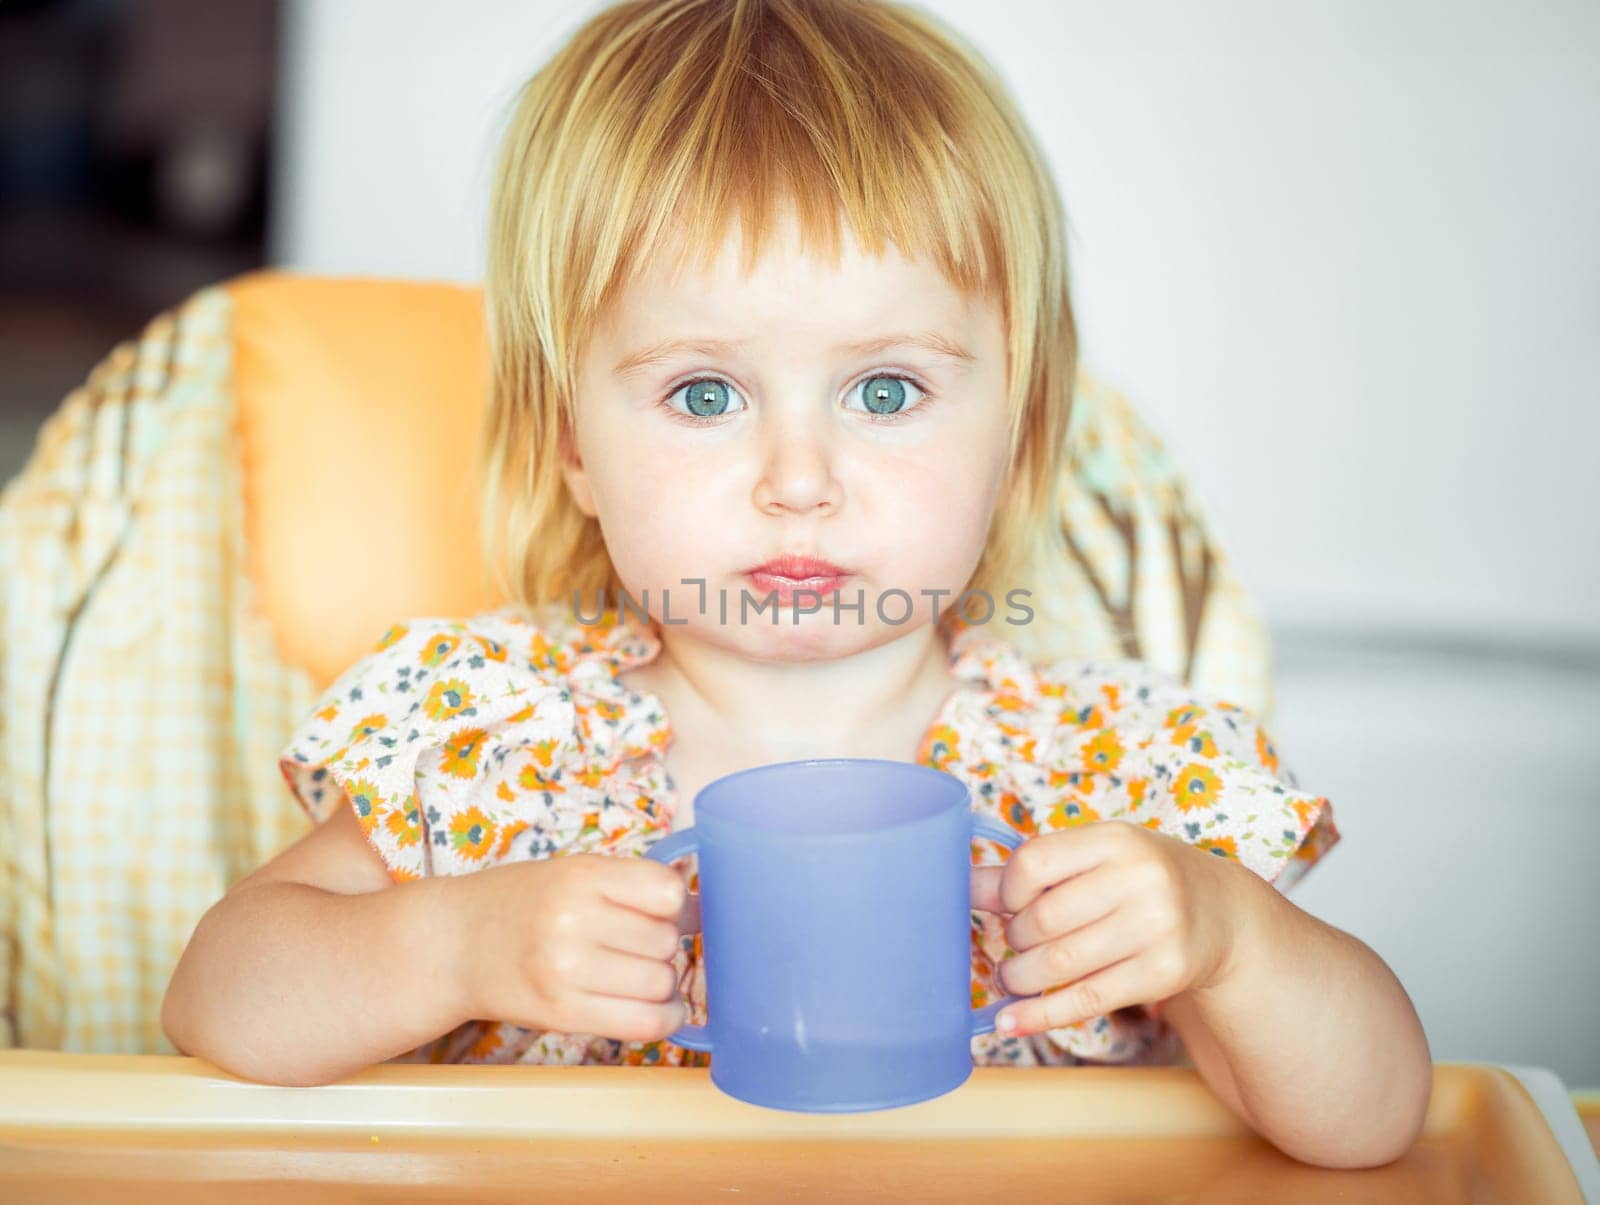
[995,950,1155,1039]
[575,946,683,1005]
[565,991,690,1044]
[996,906,1144,1000]
[599,858,690,920]
[995,823,1131,916]
[1001,863,1124,953]
[970,864,1008,915]
[596,903,685,962]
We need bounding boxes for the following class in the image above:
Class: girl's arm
[971,823,1432,1169]
[163,794,696,1085]
[1155,861,1432,1168]
[161,802,474,1086]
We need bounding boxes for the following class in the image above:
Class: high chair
[5,272,1600,1205]
[0,270,1274,1055]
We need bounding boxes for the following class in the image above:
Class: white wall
[273,0,1600,1086]
[1270,636,1600,1087]
[274,0,1600,645]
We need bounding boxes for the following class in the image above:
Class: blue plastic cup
[643,756,1028,1113]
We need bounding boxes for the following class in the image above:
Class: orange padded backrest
[228,271,505,690]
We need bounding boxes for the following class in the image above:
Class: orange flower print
[314,702,340,723]
[1170,722,1218,758]
[374,623,410,652]
[1256,726,1281,775]
[523,738,560,769]
[1127,776,1150,811]
[1173,763,1222,812]
[466,1024,505,1060]
[420,631,462,668]
[440,726,488,779]
[1045,767,1078,791]
[1064,700,1106,729]
[1000,792,1038,836]
[1048,797,1102,828]
[1199,835,1239,860]
[576,694,624,742]
[1142,816,1163,831]
[622,1041,667,1066]
[528,631,555,665]
[919,723,962,769]
[1292,796,1326,831]
[1079,728,1125,774]
[342,776,383,834]
[385,790,423,849]
[1164,704,1205,730]
[1099,682,1122,712]
[345,712,389,746]
[996,721,1037,761]
[992,689,1028,714]
[470,634,509,663]
[450,806,497,862]
[494,819,531,859]
[423,677,475,721]
[518,757,567,795]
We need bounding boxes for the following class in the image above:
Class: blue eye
[677,378,738,418]
[851,374,922,417]
[660,373,930,425]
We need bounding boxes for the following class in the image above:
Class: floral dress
[278,601,1338,1069]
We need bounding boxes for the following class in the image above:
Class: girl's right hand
[449,853,699,1043]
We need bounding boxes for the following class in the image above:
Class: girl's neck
[619,620,963,767]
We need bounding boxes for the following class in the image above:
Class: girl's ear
[558,424,599,518]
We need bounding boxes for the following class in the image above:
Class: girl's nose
[752,417,842,517]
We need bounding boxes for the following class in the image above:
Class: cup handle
[642,829,714,1052]
[968,814,1028,1038]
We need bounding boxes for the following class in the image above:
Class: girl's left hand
[969,819,1253,1037]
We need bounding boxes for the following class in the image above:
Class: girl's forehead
[598,264,982,373]
[583,205,1002,367]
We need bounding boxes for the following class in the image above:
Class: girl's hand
[451,854,701,1043]
[969,819,1252,1037]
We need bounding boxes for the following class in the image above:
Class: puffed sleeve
[984,656,1339,1066]
[1038,655,1339,890]
[277,616,581,884]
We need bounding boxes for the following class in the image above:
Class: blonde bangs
[479,0,1077,620]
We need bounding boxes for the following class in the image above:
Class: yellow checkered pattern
[0,281,1274,1052]
[0,286,317,1051]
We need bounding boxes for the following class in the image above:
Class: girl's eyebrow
[612,330,977,379]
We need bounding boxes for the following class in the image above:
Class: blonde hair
[477,0,1077,634]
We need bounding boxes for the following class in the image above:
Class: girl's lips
[745,554,852,579]
[745,569,851,603]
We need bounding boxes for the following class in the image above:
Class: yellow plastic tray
[1580,1090,1600,1157]
[0,1054,1588,1202]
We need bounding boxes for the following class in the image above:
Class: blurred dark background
[0,0,278,485]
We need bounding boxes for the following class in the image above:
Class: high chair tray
[0,1053,1593,1203]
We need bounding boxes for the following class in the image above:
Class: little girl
[161,0,1430,1168]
